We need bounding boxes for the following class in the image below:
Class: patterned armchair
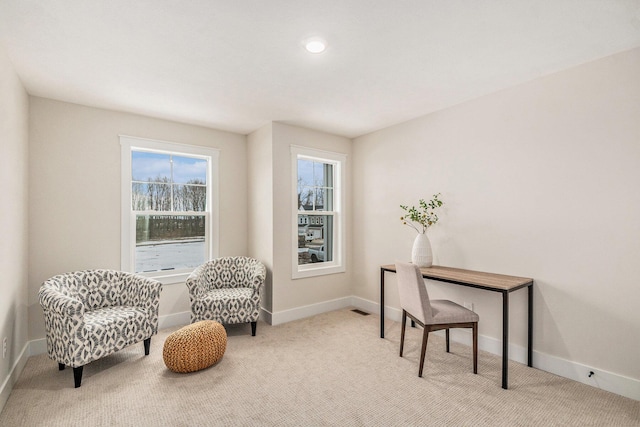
[39,269,162,387]
[186,257,266,336]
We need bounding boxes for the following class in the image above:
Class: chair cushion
[430,300,479,325]
[84,306,152,358]
[192,287,257,324]
[200,257,262,290]
[203,287,254,303]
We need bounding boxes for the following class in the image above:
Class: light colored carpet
[1,308,638,426]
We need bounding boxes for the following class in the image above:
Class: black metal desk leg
[528,284,533,367]
[502,291,509,389]
[380,268,385,338]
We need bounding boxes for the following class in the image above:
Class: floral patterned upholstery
[39,269,162,387]
[186,257,266,335]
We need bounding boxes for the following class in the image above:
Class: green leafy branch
[400,193,444,234]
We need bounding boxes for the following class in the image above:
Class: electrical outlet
[463,302,474,311]
[2,337,6,359]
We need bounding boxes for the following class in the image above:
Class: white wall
[0,44,29,411]
[271,123,353,315]
[247,123,274,313]
[27,97,248,340]
[4,39,637,403]
[353,48,640,383]
[246,123,353,321]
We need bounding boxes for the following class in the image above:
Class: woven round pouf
[163,320,227,373]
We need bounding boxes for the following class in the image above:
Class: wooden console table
[380,264,533,389]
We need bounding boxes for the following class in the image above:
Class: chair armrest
[252,262,266,285]
[38,288,84,316]
[186,263,207,299]
[120,273,162,335]
[39,284,88,367]
[249,262,267,294]
[120,273,162,308]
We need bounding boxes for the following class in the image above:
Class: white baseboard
[350,295,384,317]
[0,310,193,414]
[259,306,273,325]
[10,298,639,405]
[157,311,191,330]
[350,295,639,401]
[533,349,640,401]
[29,337,47,356]
[269,296,353,325]
[427,327,640,400]
[0,341,30,414]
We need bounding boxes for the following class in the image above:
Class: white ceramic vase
[411,233,433,267]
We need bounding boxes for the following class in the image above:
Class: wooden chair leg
[73,366,83,388]
[400,310,407,357]
[446,328,450,353]
[251,321,257,336]
[472,322,478,374]
[418,327,430,377]
[144,338,151,355]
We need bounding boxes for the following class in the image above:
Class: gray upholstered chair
[39,269,162,387]
[395,262,479,377]
[186,256,266,336]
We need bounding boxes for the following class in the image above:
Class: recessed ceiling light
[304,38,327,54]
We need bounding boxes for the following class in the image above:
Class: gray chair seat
[430,300,479,325]
[84,306,153,357]
[396,262,479,377]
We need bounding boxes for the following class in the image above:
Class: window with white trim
[292,146,346,279]
[120,135,219,284]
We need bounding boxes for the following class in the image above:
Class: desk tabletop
[381,264,533,291]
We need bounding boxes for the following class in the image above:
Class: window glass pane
[323,187,333,211]
[301,187,318,210]
[132,151,171,182]
[132,182,150,210]
[173,184,206,212]
[297,181,307,209]
[314,188,326,210]
[172,156,207,184]
[135,215,205,273]
[298,186,313,210]
[298,159,314,188]
[297,214,333,265]
[313,161,324,186]
[142,183,171,211]
[298,159,333,212]
[323,163,334,190]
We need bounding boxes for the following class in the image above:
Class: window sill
[138,271,192,285]
[292,264,345,280]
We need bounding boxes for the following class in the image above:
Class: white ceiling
[2,1,640,138]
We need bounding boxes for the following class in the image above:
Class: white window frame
[291,145,346,279]
[120,135,219,285]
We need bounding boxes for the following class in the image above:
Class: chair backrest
[395,262,433,324]
[42,270,129,310]
[200,256,265,290]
